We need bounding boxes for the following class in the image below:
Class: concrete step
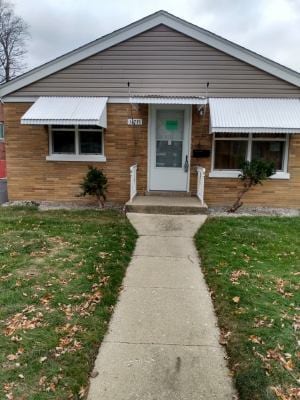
[145,191,191,197]
[126,195,208,215]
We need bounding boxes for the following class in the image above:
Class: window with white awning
[209,98,300,179]
[21,97,108,162]
[21,96,108,127]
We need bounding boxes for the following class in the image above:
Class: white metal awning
[21,96,108,127]
[209,98,300,134]
[130,96,207,105]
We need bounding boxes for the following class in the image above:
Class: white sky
[12,0,300,73]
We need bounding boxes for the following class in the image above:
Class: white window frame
[209,133,290,179]
[46,125,106,162]
[0,123,4,141]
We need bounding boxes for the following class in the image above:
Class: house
[0,10,300,209]
[0,102,7,204]
[0,103,5,178]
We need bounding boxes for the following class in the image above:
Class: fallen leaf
[249,335,264,344]
[7,354,18,361]
[39,376,47,386]
[230,270,249,284]
[79,386,86,399]
[232,296,240,303]
[219,329,231,345]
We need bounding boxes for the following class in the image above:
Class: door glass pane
[252,141,284,170]
[214,140,247,169]
[156,110,184,168]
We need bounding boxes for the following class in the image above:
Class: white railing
[129,164,137,202]
[196,166,206,206]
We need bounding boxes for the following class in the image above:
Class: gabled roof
[0,10,299,97]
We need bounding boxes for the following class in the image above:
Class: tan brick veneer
[4,103,300,207]
[4,103,148,204]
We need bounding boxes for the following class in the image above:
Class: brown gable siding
[11,25,300,98]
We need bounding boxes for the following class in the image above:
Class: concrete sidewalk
[88,214,235,400]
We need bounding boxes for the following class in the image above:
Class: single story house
[1,10,300,208]
[0,103,5,178]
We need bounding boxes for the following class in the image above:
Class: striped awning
[130,96,207,105]
[209,98,300,134]
[21,96,108,127]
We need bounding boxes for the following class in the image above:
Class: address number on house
[128,118,143,126]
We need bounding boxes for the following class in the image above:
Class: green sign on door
[165,120,178,131]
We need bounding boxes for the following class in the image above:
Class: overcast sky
[13,0,300,73]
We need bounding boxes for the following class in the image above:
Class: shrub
[228,159,275,212]
[79,166,108,208]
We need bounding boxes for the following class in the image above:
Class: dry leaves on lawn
[38,374,63,393]
[276,279,294,298]
[292,315,300,331]
[3,382,15,400]
[271,386,300,400]
[230,270,249,284]
[60,288,103,320]
[266,346,295,372]
[54,324,84,357]
[255,344,297,375]
[219,329,231,345]
[6,348,24,362]
[253,316,274,328]
[4,305,44,336]
[249,335,264,345]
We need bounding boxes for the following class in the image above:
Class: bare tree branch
[0,0,29,82]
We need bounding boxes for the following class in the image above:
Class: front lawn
[195,217,299,400]
[0,207,137,399]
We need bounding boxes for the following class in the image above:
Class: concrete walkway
[88,214,235,400]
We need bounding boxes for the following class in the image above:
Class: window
[0,123,4,140]
[156,110,184,168]
[79,129,102,154]
[47,125,105,162]
[210,133,289,179]
[214,140,247,169]
[252,141,284,170]
[52,130,75,154]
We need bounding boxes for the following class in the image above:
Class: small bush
[228,159,275,212]
[79,166,108,208]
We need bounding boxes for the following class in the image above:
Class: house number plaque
[128,118,143,126]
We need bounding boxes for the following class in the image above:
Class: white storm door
[149,105,191,191]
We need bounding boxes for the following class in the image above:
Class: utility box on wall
[192,149,211,158]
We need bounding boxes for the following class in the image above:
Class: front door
[149,105,191,191]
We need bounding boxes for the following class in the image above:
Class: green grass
[0,207,137,399]
[195,217,300,400]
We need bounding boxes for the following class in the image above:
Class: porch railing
[196,166,206,206]
[129,164,137,202]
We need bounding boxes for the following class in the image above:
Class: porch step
[126,195,208,215]
[145,191,191,197]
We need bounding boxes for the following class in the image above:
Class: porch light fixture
[197,104,205,116]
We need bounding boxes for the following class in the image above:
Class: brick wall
[0,102,6,178]
[4,102,148,204]
[0,142,5,160]
[4,102,300,207]
[190,105,300,208]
